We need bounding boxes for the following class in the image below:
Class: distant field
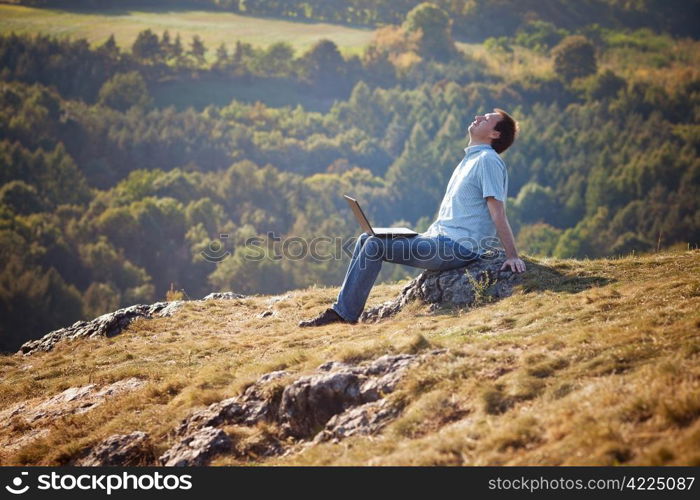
[0,4,375,58]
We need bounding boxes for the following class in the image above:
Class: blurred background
[0,0,698,351]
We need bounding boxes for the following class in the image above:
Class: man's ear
[489,130,501,140]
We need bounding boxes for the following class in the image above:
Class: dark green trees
[300,39,348,94]
[97,71,153,111]
[552,35,597,82]
[132,29,161,62]
[403,2,456,61]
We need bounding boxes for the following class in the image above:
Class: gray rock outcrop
[0,378,146,425]
[360,250,521,322]
[160,427,232,467]
[75,431,152,466]
[173,370,291,438]
[160,352,443,465]
[18,302,184,356]
[313,399,400,443]
[19,289,249,356]
[203,292,246,300]
[279,353,424,438]
[1,378,147,454]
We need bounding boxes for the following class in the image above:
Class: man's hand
[501,257,526,273]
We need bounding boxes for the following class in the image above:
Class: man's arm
[486,197,526,273]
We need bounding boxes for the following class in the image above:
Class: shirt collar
[464,144,493,154]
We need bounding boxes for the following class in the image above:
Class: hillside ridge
[0,249,699,466]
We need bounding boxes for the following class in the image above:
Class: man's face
[468,112,503,142]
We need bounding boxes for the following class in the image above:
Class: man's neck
[467,139,491,148]
[467,137,492,148]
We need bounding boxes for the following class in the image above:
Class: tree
[552,35,597,82]
[132,29,161,62]
[189,35,207,66]
[514,182,558,225]
[172,33,184,60]
[97,71,153,112]
[300,39,346,94]
[363,25,420,80]
[609,232,653,256]
[386,122,441,223]
[0,180,45,215]
[232,41,254,64]
[0,256,83,353]
[215,42,229,69]
[83,281,120,319]
[587,69,626,101]
[402,2,456,61]
[97,34,119,58]
[361,46,396,87]
[160,29,172,58]
[514,20,568,52]
[516,223,563,256]
[260,42,295,77]
[208,242,292,295]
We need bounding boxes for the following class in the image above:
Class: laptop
[344,195,418,237]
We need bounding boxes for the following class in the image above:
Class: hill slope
[1,250,699,466]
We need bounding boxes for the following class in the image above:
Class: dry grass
[0,249,699,465]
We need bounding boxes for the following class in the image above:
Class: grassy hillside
[0,4,374,57]
[0,249,699,466]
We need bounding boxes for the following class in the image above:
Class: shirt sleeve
[479,156,507,202]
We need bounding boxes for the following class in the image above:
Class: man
[299,108,526,327]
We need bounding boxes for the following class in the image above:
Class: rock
[266,294,291,305]
[278,371,364,438]
[159,301,185,317]
[278,353,427,438]
[176,354,424,441]
[0,378,146,425]
[360,250,521,323]
[17,288,253,356]
[174,370,290,437]
[91,378,145,400]
[18,302,181,355]
[159,427,232,466]
[162,352,442,465]
[203,292,246,300]
[314,399,400,443]
[75,431,152,466]
[0,378,147,453]
[17,289,250,356]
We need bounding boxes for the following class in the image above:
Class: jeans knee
[363,235,384,259]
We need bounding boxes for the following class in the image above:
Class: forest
[1,1,699,351]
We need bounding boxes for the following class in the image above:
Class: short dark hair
[492,108,519,154]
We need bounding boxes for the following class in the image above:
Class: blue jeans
[331,232,480,322]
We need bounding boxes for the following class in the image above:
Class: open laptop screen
[343,195,374,235]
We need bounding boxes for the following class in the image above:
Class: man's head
[468,108,519,154]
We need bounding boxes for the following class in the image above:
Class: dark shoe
[298,308,353,327]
